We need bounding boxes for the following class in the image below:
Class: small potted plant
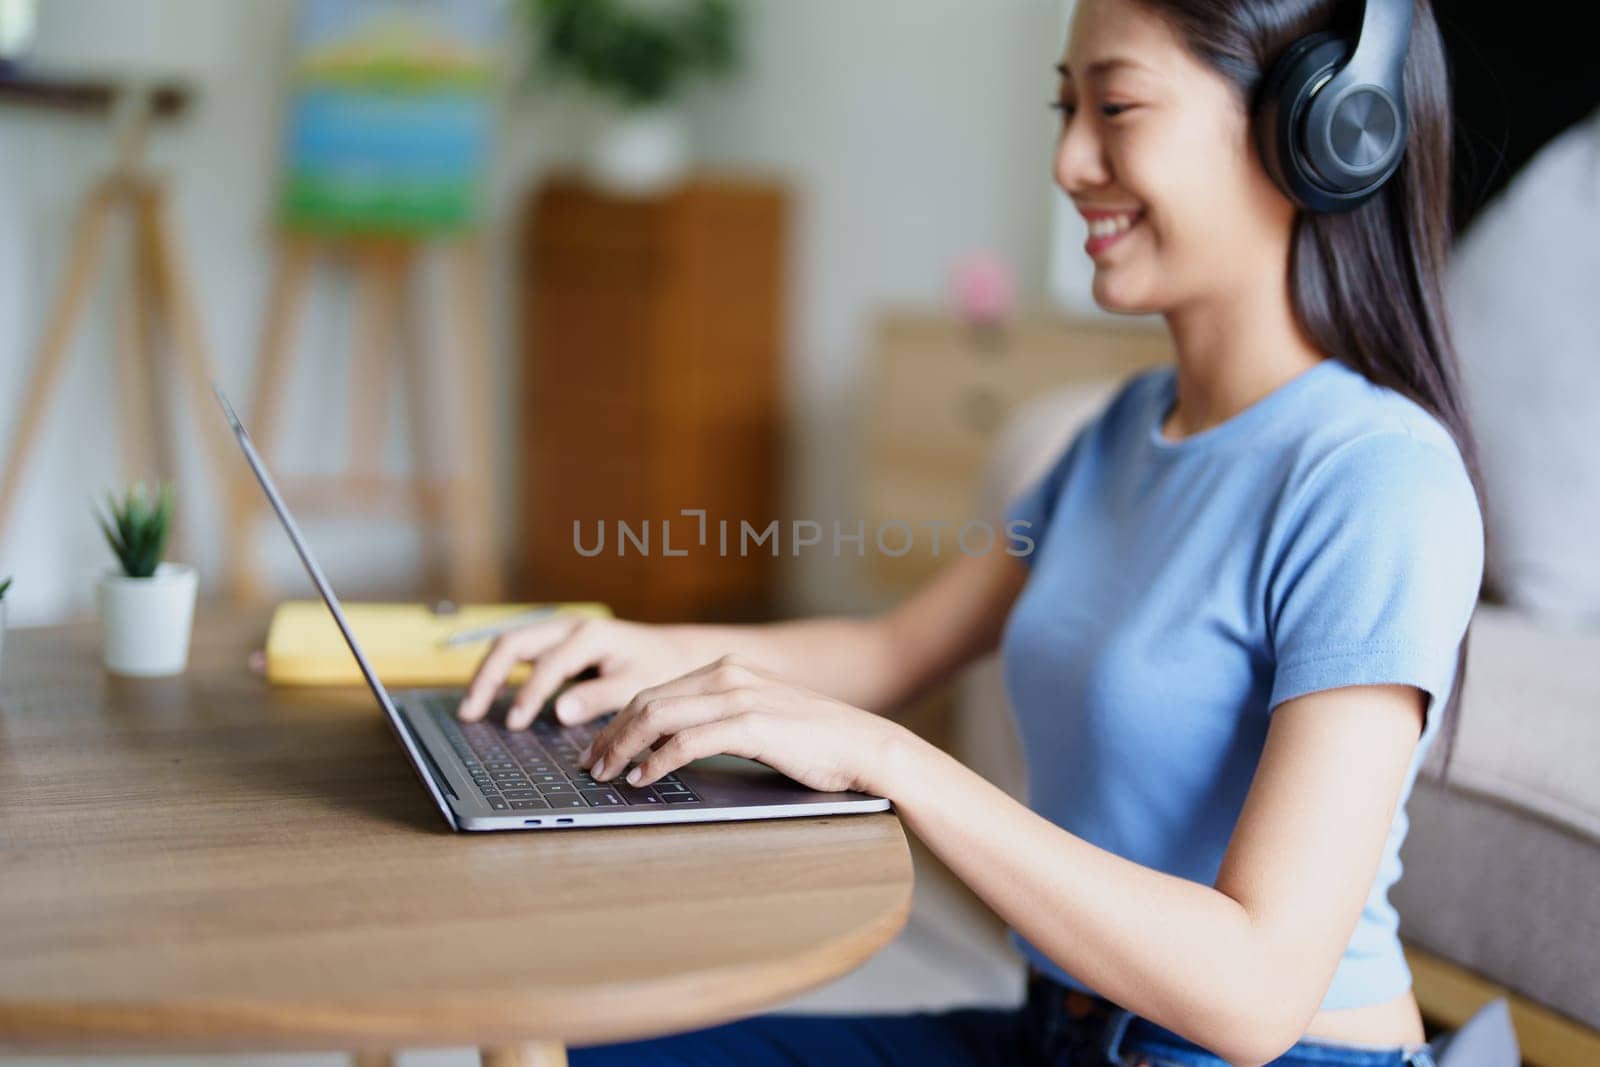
[0,574,11,683]
[529,0,739,194]
[95,482,197,676]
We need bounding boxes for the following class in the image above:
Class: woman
[457,0,1482,1063]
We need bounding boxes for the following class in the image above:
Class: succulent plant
[96,482,175,580]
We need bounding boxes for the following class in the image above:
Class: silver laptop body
[214,385,891,831]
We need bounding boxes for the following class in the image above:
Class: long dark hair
[1133,0,1484,767]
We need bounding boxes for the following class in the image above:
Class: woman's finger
[457,634,515,721]
[626,717,762,786]
[505,621,609,729]
[577,654,757,758]
[457,626,556,721]
[549,673,638,725]
[583,658,728,750]
[609,654,758,721]
[586,691,754,780]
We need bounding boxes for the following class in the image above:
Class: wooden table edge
[0,819,914,1054]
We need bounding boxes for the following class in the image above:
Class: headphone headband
[1345,0,1412,88]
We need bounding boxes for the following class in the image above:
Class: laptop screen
[212,383,458,830]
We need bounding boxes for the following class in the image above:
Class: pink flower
[950,251,1016,326]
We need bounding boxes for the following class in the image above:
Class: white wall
[0,0,1070,626]
[689,0,1068,612]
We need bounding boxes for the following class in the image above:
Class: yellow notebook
[265,600,612,686]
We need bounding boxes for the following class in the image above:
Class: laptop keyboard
[428,699,701,811]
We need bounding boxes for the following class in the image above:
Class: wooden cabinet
[861,311,1172,593]
[518,176,786,621]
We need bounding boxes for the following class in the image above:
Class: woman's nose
[1054,114,1112,194]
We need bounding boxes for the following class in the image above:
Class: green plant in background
[529,0,738,108]
[0,575,11,600]
[96,483,175,580]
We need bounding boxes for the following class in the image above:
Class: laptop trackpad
[684,753,786,779]
[680,753,866,802]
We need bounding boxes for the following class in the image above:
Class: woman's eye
[1048,100,1133,121]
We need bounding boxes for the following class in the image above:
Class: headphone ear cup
[1253,32,1352,212]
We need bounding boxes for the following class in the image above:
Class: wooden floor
[1407,945,1600,1067]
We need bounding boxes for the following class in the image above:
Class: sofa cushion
[1393,777,1600,1029]
[1424,604,1600,845]
[1399,603,1600,1030]
[1451,107,1600,623]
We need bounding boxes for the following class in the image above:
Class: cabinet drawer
[861,311,1170,591]
[867,312,1169,463]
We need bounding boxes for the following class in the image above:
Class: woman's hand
[455,616,708,730]
[577,653,908,796]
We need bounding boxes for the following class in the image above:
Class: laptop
[214,384,891,831]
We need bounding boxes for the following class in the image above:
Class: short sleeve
[1266,431,1485,715]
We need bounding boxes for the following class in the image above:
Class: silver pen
[437,605,562,649]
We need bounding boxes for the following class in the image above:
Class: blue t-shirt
[1001,357,1483,1012]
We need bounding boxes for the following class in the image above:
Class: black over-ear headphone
[1254,0,1413,213]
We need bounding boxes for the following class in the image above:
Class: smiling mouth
[1082,211,1144,257]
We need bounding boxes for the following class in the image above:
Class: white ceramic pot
[97,562,198,677]
[588,106,690,196]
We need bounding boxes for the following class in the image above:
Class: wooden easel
[226,232,504,605]
[0,86,232,559]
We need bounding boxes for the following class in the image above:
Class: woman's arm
[579,669,1427,1067]
[880,682,1428,1067]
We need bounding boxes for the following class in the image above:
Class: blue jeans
[569,972,1441,1067]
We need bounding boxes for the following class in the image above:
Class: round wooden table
[0,614,913,1064]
